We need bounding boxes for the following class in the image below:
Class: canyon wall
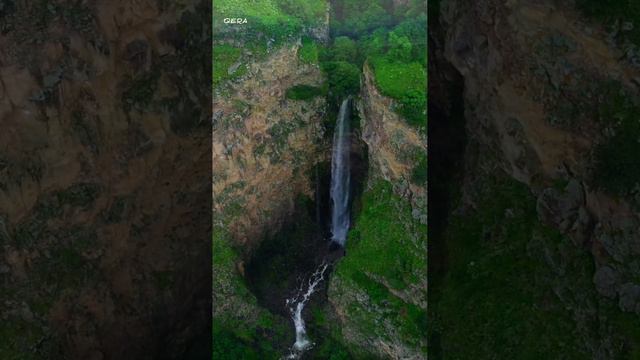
[0,1,210,358]
[433,0,640,357]
[213,45,327,251]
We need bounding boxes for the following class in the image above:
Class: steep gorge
[212,2,427,359]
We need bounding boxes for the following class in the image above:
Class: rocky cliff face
[359,64,427,223]
[435,0,640,356]
[1,1,210,359]
[213,44,327,252]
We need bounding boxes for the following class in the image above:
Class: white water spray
[285,262,329,359]
[330,98,351,246]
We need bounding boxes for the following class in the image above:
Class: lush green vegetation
[333,181,426,349]
[338,181,426,290]
[285,84,324,100]
[298,36,320,64]
[364,18,427,128]
[429,172,640,359]
[214,0,325,31]
[372,58,426,127]
[213,1,427,357]
[213,0,327,87]
[330,0,425,37]
[321,61,361,101]
[213,44,244,86]
[319,10,427,128]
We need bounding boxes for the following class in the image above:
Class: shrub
[298,37,319,64]
[331,36,358,62]
[388,32,412,62]
[321,61,361,101]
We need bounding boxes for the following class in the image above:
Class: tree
[322,61,361,101]
[331,36,358,62]
[388,32,412,62]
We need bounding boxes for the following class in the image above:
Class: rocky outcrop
[213,44,327,252]
[0,1,210,359]
[359,64,427,223]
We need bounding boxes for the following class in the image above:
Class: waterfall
[330,98,351,246]
[284,99,351,359]
[285,262,329,359]
[315,165,321,226]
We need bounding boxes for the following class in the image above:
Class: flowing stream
[284,98,352,359]
[285,262,329,359]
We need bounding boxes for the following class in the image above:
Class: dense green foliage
[330,0,425,37]
[298,36,320,64]
[364,18,427,128]
[320,16,427,127]
[430,173,640,359]
[321,61,361,101]
[329,36,359,62]
[333,181,427,349]
[317,1,426,128]
[372,58,426,127]
[212,325,260,360]
[285,84,324,100]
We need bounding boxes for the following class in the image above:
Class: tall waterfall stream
[330,98,352,246]
[285,98,352,359]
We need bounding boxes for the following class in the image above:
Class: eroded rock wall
[212,44,327,252]
[1,1,210,359]
[360,64,427,222]
[438,0,640,355]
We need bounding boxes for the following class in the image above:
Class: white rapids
[285,262,329,359]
